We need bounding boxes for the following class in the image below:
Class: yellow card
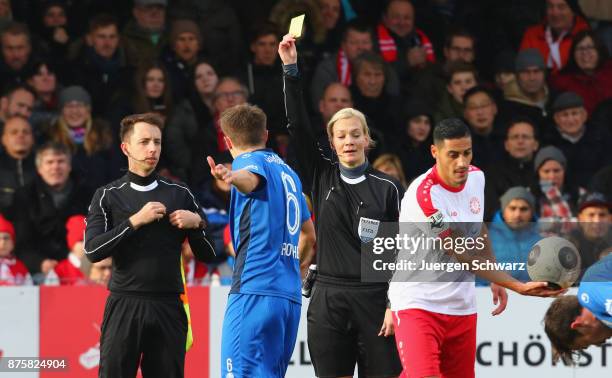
[289,14,305,38]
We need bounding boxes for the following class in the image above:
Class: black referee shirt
[84,171,216,294]
[284,72,403,281]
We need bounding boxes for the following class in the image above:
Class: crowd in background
[0,0,610,286]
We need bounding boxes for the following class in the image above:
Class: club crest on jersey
[358,217,380,243]
[469,197,481,214]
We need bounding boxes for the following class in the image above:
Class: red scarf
[336,49,352,85]
[377,23,436,63]
[214,114,228,152]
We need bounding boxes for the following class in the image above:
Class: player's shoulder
[468,165,484,179]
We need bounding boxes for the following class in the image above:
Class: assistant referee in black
[84,113,216,378]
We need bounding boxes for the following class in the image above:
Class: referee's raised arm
[279,34,327,184]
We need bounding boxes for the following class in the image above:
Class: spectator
[443,27,476,65]
[162,19,204,99]
[377,0,435,78]
[11,142,92,278]
[0,116,36,215]
[196,151,233,281]
[434,61,477,123]
[372,153,408,189]
[549,30,612,115]
[568,192,612,279]
[493,50,517,92]
[500,49,552,132]
[311,19,400,110]
[45,214,87,285]
[0,0,12,32]
[239,23,286,152]
[38,1,71,67]
[477,187,540,286]
[44,86,117,189]
[392,100,434,182]
[88,257,112,286]
[25,60,61,135]
[520,0,589,72]
[0,83,35,130]
[484,117,539,220]
[533,146,578,224]
[350,51,401,142]
[122,0,168,70]
[402,27,475,108]
[543,92,611,190]
[164,61,221,184]
[187,0,244,76]
[316,0,343,56]
[590,165,612,199]
[108,62,173,135]
[0,214,31,285]
[462,86,504,168]
[68,14,134,117]
[0,22,34,85]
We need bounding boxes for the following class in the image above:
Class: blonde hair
[47,117,112,156]
[326,107,375,148]
[373,153,407,189]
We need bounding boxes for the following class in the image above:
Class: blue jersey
[229,149,310,303]
[578,254,612,328]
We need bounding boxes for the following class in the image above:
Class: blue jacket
[476,211,541,286]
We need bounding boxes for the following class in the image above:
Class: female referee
[279,34,402,378]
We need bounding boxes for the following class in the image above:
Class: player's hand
[169,210,202,229]
[130,201,166,229]
[378,308,395,337]
[278,34,297,65]
[41,259,58,274]
[490,283,508,316]
[207,156,233,184]
[516,281,567,297]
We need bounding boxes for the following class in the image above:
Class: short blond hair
[326,108,375,148]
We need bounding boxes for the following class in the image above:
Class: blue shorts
[221,293,301,378]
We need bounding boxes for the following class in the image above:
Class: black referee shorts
[98,292,187,378]
[307,277,402,378]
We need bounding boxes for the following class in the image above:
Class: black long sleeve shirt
[283,71,403,281]
[84,171,216,295]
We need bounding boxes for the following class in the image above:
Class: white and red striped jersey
[389,165,484,315]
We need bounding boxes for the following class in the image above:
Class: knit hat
[515,48,545,72]
[134,0,167,6]
[578,192,611,213]
[500,186,536,211]
[534,146,567,171]
[0,214,15,243]
[170,19,202,46]
[551,91,584,113]
[66,215,86,250]
[59,86,91,109]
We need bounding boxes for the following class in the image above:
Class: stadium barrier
[0,286,609,377]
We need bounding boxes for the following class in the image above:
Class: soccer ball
[527,236,581,289]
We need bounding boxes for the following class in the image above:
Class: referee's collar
[127,171,158,191]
